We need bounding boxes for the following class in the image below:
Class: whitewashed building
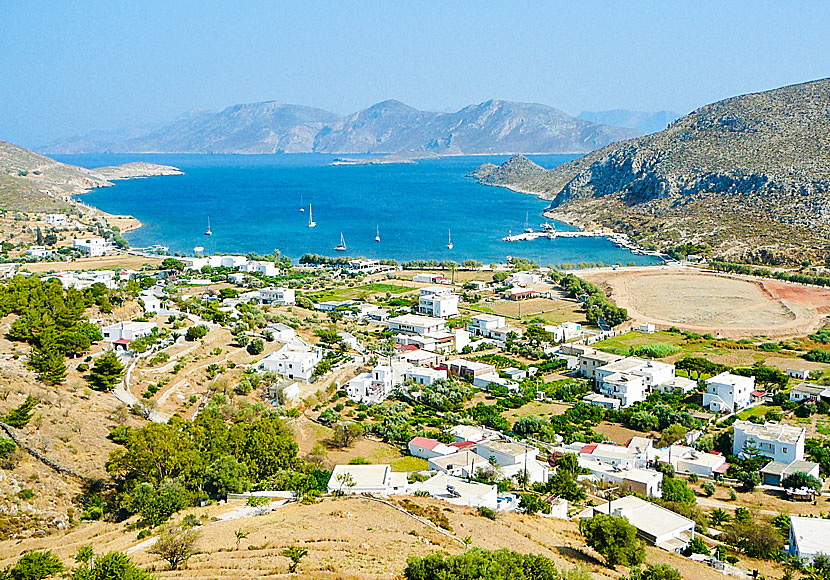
[345,362,411,404]
[326,464,407,495]
[264,323,296,343]
[467,314,522,343]
[244,261,280,277]
[258,287,295,305]
[73,237,110,257]
[590,496,695,550]
[101,321,157,344]
[789,516,830,563]
[733,420,806,463]
[45,213,68,226]
[404,366,447,386]
[256,340,323,382]
[703,372,754,413]
[386,314,446,336]
[417,287,459,318]
[408,436,456,460]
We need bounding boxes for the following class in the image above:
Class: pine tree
[88,351,125,391]
[3,395,37,428]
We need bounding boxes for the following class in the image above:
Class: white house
[428,449,491,478]
[790,383,829,403]
[101,321,157,344]
[326,464,407,495]
[582,392,622,410]
[256,340,323,382]
[407,436,456,460]
[345,362,411,404]
[448,424,499,444]
[579,459,663,498]
[264,323,296,343]
[596,357,675,390]
[733,420,806,463]
[403,366,447,386]
[703,372,754,413]
[418,287,459,318]
[789,516,830,563]
[510,272,541,286]
[73,237,110,257]
[409,473,498,510]
[787,368,812,381]
[590,496,695,550]
[244,260,280,277]
[413,273,445,284]
[579,442,644,469]
[138,290,167,313]
[258,287,295,305]
[578,349,626,380]
[448,358,496,380]
[475,440,549,484]
[543,322,582,343]
[467,314,515,342]
[654,376,698,395]
[597,372,648,408]
[27,246,52,258]
[653,445,728,478]
[44,213,68,226]
[473,373,519,392]
[386,314,446,336]
[208,255,249,269]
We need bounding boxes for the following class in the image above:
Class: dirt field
[0,494,782,580]
[583,267,830,338]
[21,253,163,273]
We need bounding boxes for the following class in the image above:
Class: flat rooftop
[734,420,805,445]
[790,516,830,556]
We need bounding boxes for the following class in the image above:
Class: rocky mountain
[0,140,180,211]
[578,109,682,135]
[40,100,640,155]
[473,78,830,264]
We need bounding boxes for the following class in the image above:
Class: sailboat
[335,233,347,251]
[299,194,305,212]
[205,217,212,236]
[308,204,316,228]
[523,212,533,234]
[447,229,453,250]
[375,225,381,242]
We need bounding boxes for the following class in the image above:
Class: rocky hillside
[41,100,640,155]
[0,140,180,211]
[473,78,830,265]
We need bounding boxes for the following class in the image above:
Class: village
[4,217,830,578]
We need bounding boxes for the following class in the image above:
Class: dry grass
[0,495,770,580]
[21,254,163,274]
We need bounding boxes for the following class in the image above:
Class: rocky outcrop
[40,99,640,155]
[91,162,183,180]
[473,78,830,264]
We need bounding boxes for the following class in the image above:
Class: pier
[501,230,670,260]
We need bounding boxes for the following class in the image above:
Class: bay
[56,153,659,267]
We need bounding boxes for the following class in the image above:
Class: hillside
[473,78,830,264]
[0,140,181,211]
[40,100,640,155]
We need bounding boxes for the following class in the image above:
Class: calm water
[57,154,658,266]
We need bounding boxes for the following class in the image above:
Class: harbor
[501,227,670,259]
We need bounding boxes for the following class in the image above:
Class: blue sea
[55,153,658,267]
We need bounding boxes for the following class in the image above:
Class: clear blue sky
[3,1,829,148]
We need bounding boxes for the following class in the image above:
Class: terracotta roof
[713,462,730,474]
[450,441,475,450]
[113,339,131,345]
[581,443,598,454]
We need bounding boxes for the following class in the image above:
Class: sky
[2,1,830,148]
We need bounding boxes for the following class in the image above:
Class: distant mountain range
[473,78,830,265]
[577,109,682,135]
[40,100,642,155]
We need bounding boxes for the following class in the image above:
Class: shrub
[404,548,580,580]
[579,514,646,567]
[477,506,497,520]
